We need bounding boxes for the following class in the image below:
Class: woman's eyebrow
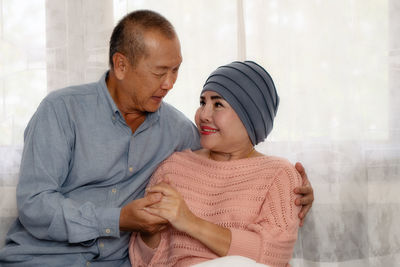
[200,95,223,100]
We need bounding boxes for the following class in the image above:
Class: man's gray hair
[109,10,176,69]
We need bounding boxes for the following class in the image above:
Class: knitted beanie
[201,61,279,145]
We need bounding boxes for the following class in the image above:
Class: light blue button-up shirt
[0,72,200,266]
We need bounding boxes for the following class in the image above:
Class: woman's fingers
[146,182,177,196]
[144,203,178,222]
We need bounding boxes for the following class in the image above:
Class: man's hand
[294,162,314,227]
[119,193,168,233]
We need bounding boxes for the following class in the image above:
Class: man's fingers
[298,205,311,226]
[295,162,305,174]
[140,206,169,225]
[295,162,310,186]
[120,197,168,232]
[141,192,163,207]
[144,207,168,220]
[294,162,314,226]
[295,194,314,206]
[300,203,311,216]
[294,185,313,195]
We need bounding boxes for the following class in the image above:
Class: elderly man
[0,10,313,266]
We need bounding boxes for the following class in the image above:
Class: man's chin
[146,103,162,113]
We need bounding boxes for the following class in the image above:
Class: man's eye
[215,102,223,107]
[200,100,205,106]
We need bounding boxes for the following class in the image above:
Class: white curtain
[0,0,399,266]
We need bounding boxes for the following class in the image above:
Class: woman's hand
[144,182,198,233]
[144,181,231,256]
[294,162,314,226]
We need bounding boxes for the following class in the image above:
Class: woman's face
[195,91,252,153]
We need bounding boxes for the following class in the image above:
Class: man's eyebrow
[154,66,169,71]
[154,64,181,70]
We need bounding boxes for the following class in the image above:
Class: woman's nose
[199,105,212,122]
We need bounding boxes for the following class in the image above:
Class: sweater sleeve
[128,163,168,266]
[129,232,157,266]
[145,162,167,190]
[227,163,302,267]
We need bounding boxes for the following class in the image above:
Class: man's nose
[161,72,177,90]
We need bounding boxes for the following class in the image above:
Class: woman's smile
[200,125,218,135]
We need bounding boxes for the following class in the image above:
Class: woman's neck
[208,147,255,161]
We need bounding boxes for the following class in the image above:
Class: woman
[129,61,302,267]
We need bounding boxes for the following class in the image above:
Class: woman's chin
[200,140,214,151]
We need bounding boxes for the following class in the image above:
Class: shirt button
[99,242,104,248]
[105,228,111,234]
[86,262,90,266]
[129,167,133,172]
[111,188,117,193]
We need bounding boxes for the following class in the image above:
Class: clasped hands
[143,181,197,234]
[119,181,196,249]
[118,180,197,237]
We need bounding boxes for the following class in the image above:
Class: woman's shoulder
[251,154,300,182]
[262,156,302,187]
[156,149,198,169]
[249,153,294,169]
[262,155,295,169]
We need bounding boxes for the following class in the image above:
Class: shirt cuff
[227,229,261,260]
[96,207,121,238]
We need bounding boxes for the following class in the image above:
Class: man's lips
[151,95,164,103]
[200,126,218,135]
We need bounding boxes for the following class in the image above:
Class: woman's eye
[200,100,205,106]
[214,102,223,108]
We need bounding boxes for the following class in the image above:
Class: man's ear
[112,52,128,80]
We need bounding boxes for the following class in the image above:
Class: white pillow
[192,256,270,267]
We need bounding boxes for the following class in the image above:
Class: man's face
[120,30,182,113]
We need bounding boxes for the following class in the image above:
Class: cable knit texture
[129,150,302,267]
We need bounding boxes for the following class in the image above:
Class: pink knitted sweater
[129,150,302,267]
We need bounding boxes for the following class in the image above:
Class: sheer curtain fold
[0,0,399,266]
[45,0,114,91]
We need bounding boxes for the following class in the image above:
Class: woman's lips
[200,126,218,135]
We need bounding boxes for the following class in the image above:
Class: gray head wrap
[201,61,279,145]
